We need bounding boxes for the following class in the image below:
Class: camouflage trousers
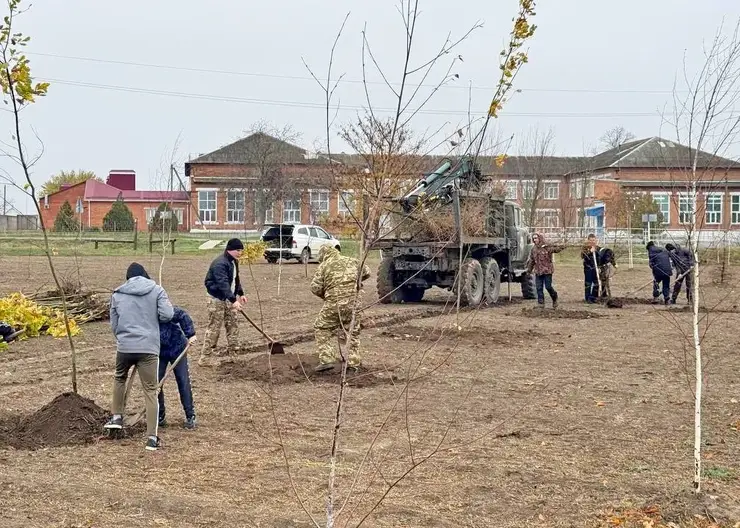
[200,296,240,359]
[314,304,361,368]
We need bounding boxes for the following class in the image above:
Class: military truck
[372,155,535,307]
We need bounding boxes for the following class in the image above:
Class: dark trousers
[672,270,694,302]
[584,269,599,302]
[652,272,671,302]
[535,274,557,304]
[158,349,195,420]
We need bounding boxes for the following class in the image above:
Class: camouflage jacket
[527,233,565,275]
[310,246,371,306]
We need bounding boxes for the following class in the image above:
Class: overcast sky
[0,0,738,213]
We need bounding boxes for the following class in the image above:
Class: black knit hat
[226,238,244,251]
[126,262,150,280]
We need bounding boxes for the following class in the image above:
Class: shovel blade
[269,342,285,355]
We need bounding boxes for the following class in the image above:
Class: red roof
[83,179,188,202]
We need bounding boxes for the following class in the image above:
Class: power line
[29,51,683,95]
[42,77,663,118]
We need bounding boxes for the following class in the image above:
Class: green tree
[149,202,179,233]
[630,193,665,230]
[102,197,135,231]
[53,200,79,232]
[41,170,100,196]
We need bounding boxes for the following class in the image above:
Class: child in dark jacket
[159,306,197,429]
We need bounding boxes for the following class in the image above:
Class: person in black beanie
[200,238,246,365]
[104,262,174,451]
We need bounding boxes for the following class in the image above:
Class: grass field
[0,249,738,527]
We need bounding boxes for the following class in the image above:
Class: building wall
[40,186,189,231]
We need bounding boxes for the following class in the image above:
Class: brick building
[185,133,740,235]
[39,170,190,231]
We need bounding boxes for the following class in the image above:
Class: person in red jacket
[526,232,566,309]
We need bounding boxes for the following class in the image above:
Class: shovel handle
[239,309,276,342]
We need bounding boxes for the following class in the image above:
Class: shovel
[124,343,192,427]
[238,309,285,354]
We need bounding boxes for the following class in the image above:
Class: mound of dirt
[521,308,604,320]
[0,392,109,450]
[603,296,653,306]
[218,353,401,388]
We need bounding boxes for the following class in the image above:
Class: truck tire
[377,256,397,304]
[520,272,536,299]
[458,258,484,307]
[480,257,501,304]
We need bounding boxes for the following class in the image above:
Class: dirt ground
[0,254,738,527]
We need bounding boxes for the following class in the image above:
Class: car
[260,223,341,264]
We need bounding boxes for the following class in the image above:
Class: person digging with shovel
[665,243,695,305]
[647,241,673,305]
[200,238,246,366]
[310,244,371,373]
[104,263,174,452]
[158,306,198,430]
[582,233,602,304]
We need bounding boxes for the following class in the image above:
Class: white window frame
[197,189,217,224]
[282,197,301,224]
[678,193,694,225]
[309,189,330,221]
[543,180,559,200]
[174,208,184,225]
[570,178,594,200]
[338,190,355,218]
[226,189,246,224]
[650,192,670,225]
[731,193,740,224]
[705,192,723,225]
[535,208,560,228]
[504,180,517,200]
[522,180,537,200]
[144,207,156,225]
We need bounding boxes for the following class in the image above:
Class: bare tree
[0,0,80,392]
[297,1,538,526]
[661,18,740,494]
[599,125,636,150]
[515,126,556,228]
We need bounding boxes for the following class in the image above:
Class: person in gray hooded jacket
[104,263,174,451]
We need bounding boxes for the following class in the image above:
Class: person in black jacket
[199,238,246,365]
[597,247,617,298]
[665,243,695,304]
[647,241,673,304]
[582,233,601,303]
[158,306,197,429]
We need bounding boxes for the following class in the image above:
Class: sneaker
[552,300,559,309]
[158,416,167,428]
[314,362,336,373]
[145,436,161,451]
[104,416,123,430]
[669,299,677,305]
[184,416,197,430]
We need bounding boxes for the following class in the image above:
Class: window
[297,227,308,235]
[705,193,723,225]
[543,182,559,200]
[522,180,536,200]
[283,197,301,223]
[535,209,560,227]
[731,194,740,224]
[316,227,332,239]
[198,190,217,223]
[338,191,355,218]
[650,193,670,224]
[504,181,517,200]
[226,190,245,224]
[145,208,156,225]
[570,178,594,199]
[145,207,184,226]
[174,209,184,225]
[309,189,329,221]
[678,194,694,225]
[254,193,274,225]
[309,227,319,237]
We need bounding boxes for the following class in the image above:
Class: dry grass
[0,255,738,527]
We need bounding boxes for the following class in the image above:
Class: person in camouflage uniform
[310,244,371,372]
[199,238,246,365]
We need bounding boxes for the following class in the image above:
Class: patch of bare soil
[0,392,108,450]
[379,326,536,346]
[218,353,402,387]
[521,307,604,319]
[604,296,655,306]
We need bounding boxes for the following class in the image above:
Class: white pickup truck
[261,223,341,264]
